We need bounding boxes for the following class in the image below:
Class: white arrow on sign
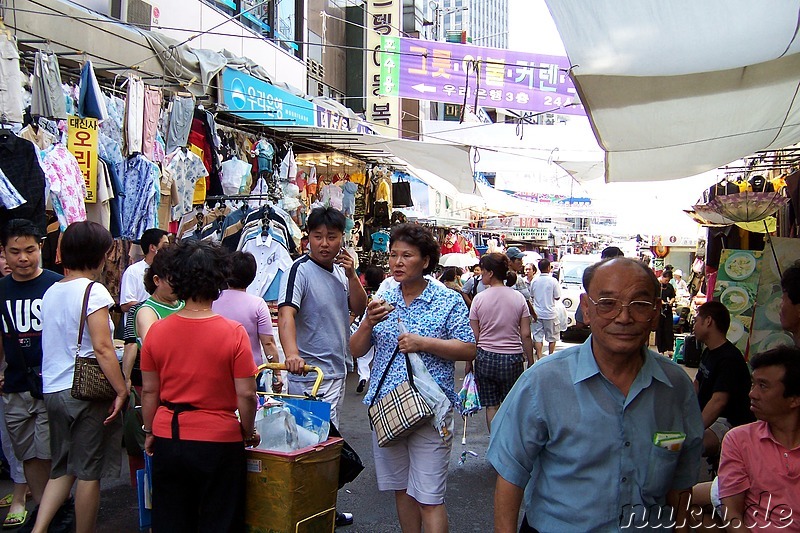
[412,83,436,93]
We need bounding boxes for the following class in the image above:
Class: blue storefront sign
[219,67,315,126]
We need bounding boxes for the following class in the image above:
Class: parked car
[557,254,602,342]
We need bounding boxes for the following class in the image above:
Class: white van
[557,254,602,329]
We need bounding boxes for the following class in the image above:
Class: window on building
[201,0,302,58]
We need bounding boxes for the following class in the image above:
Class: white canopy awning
[267,126,476,194]
[545,0,800,182]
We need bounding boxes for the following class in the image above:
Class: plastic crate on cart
[245,437,343,533]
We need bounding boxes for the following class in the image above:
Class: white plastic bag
[555,300,568,332]
[399,322,452,440]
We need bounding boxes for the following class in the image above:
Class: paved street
[0,339,701,531]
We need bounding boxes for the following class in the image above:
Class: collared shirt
[120,154,160,240]
[487,337,703,532]
[163,148,208,220]
[363,281,475,411]
[718,421,800,531]
[40,144,87,230]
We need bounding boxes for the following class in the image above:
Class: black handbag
[392,177,413,207]
[328,423,364,488]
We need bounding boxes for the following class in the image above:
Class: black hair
[750,345,800,397]
[167,240,230,302]
[601,246,624,259]
[1,219,42,247]
[526,262,538,274]
[781,260,800,305]
[143,246,175,295]
[538,258,551,272]
[307,206,346,233]
[140,228,168,255]
[583,257,660,298]
[480,253,517,287]
[696,301,731,335]
[439,266,463,284]
[471,264,481,273]
[389,224,439,276]
[661,270,673,280]
[227,251,257,289]
[363,266,386,291]
[60,221,113,271]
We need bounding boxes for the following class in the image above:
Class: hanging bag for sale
[391,175,413,207]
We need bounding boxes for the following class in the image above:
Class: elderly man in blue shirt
[488,257,703,532]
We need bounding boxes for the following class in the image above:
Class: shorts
[709,417,733,444]
[532,318,559,343]
[3,392,50,461]
[287,377,345,429]
[474,348,524,407]
[372,412,453,505]
[44,390,122,480]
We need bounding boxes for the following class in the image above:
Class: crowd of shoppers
[0,210,798,533]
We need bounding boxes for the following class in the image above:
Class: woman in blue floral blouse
[351,223,475,533]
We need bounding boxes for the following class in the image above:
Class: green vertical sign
[380,36,401,96]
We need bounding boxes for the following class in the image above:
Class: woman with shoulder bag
[34,221,129,533]
[350,224,476,533]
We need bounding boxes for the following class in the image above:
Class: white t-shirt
[531,274,561,320]
[120,259,149,326]
[41,279,116,393]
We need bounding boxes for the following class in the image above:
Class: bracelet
[141,425,153,434]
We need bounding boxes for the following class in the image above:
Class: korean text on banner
[367,0,401,137]
[67,116,98,203]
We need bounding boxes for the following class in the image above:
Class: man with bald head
[488,258,704,532]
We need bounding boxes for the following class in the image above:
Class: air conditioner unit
[111,0,153,30]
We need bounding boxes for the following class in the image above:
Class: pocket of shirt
[642,444,681,498]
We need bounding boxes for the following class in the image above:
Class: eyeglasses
[586,296,657,321]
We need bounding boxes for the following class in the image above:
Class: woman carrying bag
[34,221,129,533]
[350,224,475,533]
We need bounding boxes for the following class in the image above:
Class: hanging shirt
[279,147,297,180]
[241,232,293,299]
[163,148,208,221]
[18,126,56,150]
[252,139,274,173]
[121,154,159,240]
[342,181,358,215]
[220,157,252,195]
[371,231,389,252]
[320,183,344,211]
[40,144,87,230]
[0,168,25,209]
[0,135,47,234]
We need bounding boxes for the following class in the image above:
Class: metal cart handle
[257,363,324,397]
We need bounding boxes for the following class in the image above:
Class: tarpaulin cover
[545,0,800,182]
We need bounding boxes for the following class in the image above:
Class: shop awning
[268,127,476,194]
[545,0,800,182]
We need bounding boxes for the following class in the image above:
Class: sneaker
[335,511,354,527]
[356,379,366,394]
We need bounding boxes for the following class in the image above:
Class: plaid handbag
[368,346,433,447]
[71,282,117,402]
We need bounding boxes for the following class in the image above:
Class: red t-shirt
[141,314,257,442]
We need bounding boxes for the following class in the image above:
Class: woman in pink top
[467,253,534,430]
[212,252,280,390]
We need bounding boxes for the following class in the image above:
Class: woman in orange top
[140,241,259,532]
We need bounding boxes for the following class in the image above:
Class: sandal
[0,495,11,508]
[2,510,27,528]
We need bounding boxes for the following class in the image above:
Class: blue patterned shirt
[363,281,475,412]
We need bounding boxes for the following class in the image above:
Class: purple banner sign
[380,36,584,116]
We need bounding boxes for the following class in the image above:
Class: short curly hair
[389,224,439,275]
[166,241,230,302]
[143,246,175,295]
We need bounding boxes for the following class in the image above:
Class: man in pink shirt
[718,345,800,531]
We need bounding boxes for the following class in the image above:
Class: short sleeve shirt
[487,338,703,531]
[363,281,475,411]
[469,286,529,353]
[695,341,755,427]
[278,255,351,381]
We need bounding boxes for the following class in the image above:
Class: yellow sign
[67,116,98,203]
[189,144,207,204]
